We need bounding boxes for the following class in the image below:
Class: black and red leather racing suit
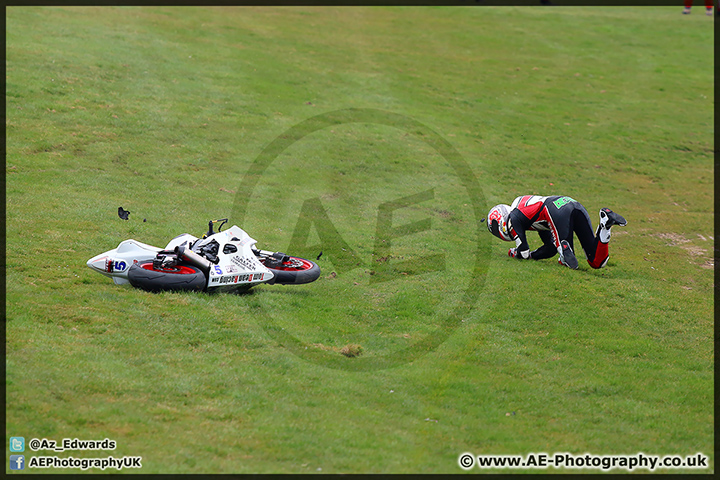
[506,195,609,269]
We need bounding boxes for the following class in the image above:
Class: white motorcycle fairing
[188,225,275,292]
[86,240,161,285]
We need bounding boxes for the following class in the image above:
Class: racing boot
[557,240,579,270]
[598,208,627,243]
[599,208,627,229]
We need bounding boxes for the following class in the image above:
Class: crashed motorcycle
[87,219,321,293]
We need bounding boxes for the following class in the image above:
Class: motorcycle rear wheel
[128,262,206,292]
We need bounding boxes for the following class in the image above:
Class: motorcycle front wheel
[128,262,207,292]
[262,256,321,285]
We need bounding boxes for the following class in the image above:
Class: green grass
[6,6,714,474]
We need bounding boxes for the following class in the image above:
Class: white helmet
[487,204,512,241]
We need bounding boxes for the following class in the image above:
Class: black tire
[128,262,207,292]
[264,256,321,285]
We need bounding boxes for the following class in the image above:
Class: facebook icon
[10,455,25,470]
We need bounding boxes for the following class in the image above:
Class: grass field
[5,6,714,474]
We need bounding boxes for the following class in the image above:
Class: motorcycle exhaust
[174,246,212,274]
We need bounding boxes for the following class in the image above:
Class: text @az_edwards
[28,437,116,452]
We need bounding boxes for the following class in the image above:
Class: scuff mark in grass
[339,344,363,358]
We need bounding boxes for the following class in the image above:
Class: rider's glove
[509,247,531,259]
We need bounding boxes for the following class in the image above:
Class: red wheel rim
[266,257,315,271]
[139,263,198,275]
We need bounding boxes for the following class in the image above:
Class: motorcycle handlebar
[205,218,228,238]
